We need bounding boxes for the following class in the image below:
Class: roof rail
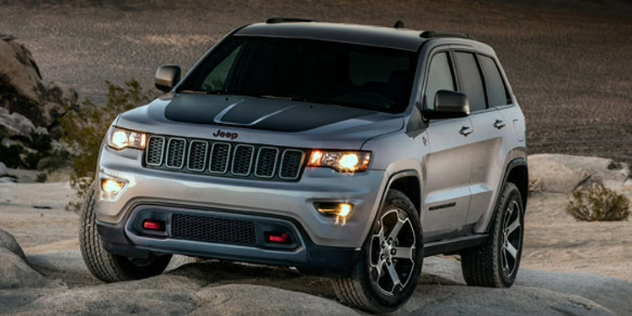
[266,18,314,24]
[420,31,476,40]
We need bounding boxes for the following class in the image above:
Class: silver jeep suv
[80,18,528,313]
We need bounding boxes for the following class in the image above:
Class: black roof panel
[234,22,426,51]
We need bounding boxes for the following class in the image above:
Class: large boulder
[529,154,631,193]
[0,228,25,259]
[0,36,77,136]
[0,111,36,138]
[0,229,49,289]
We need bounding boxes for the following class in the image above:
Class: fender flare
[476,157,528,234]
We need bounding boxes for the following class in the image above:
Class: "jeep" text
[213,129,238,140]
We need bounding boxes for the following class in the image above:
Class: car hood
[115,93,405,150]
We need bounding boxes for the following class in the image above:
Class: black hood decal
[164,94,375,132]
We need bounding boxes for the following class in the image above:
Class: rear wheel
[79,183,171,282]
[332,190,423,313]
[461,182,524,288]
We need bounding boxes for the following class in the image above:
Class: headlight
[308,150,371,173]
[107,127,147,150]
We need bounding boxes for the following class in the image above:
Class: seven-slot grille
[144,135,306,181]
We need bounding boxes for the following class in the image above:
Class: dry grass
[0,0,631,162]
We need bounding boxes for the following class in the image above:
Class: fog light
[101,179,125,194]
[315,202,354,225]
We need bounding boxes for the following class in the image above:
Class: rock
[0,112,35,138]
[529,154,631,193]
[0,248,49,289]
[0,37,77,135]
[0,229,49,289]
[0,177,17,183]
[0,162,6,174]
[0,228,25,259]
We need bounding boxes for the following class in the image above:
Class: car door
[421,49,473,240]
[452,50,510,226]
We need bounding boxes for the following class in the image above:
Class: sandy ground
[0,0,631,163]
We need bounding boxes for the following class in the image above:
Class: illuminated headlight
[107,127,147,150]
[308,150,371,173]
[101,179,125,194]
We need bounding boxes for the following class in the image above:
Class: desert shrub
[60,79,156,212]
[36,149,71,171]
[566,183,631,221]
[36,172,47,183]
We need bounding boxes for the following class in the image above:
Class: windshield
[178,36,417,113]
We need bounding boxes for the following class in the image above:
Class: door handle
[494,119,506,129]
[459,126,473,136]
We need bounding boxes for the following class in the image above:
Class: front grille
[232,145,254,176]
[280,150,305,179]
[187,141,208,171]
[146,136,165,166]
[144,134,306,181]
[171,213,256,246]
[166,138,186,169]
[210,143,231,173]
[255,147,278,178]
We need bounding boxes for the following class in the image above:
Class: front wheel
[461,182,524,288]
[332,190,423,314]
[79,183,172,283]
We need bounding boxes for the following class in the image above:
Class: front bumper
[96,145,387,272]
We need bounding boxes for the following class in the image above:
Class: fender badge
[422,136,428,146]
[213,129,238,140]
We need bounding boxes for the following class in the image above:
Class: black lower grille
[171,213,256,246]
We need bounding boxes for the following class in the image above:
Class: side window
[480,56,510,106]
[454,52,486,112]
[423,52,455,110]
[202,45,243,91]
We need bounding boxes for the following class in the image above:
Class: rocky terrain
[0,34,76,171]
[0,154,631,315]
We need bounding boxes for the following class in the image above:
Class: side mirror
[155,65,181,92]
[423,90,470,120]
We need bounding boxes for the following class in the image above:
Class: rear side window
[480,56,510,106]
[454,52,486,112]
[423,52,455,110]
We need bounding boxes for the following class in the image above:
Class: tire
[461,182,524,288]
[79,182,172,283]
[332,190,423,314]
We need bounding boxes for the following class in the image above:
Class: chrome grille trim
[209,142,231,174]
[254,146,279,178]
[279,149,305,180]
[165,138,187,169]
[145,136,165,166]
[187,140,208,172]
[231,144,255,176]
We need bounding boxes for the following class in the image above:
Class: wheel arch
[505,161,528,211]
[382,170,422,216]
[474,158,528,233]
